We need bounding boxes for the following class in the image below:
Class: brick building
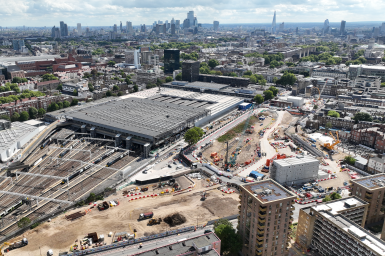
[36,80,61,91]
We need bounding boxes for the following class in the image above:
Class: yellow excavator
[0,242,10,256]
[323,131,341,152]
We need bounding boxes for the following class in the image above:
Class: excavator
[0,242,10,256]
[148,218,162,226]
[323,131,341,153]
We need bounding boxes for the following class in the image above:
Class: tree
[322,195,332,202]
[0,115,10,121]
[73,89,78,96]
[38,108,46,117]
[214,218,242,255]
[88,84,94,92]
[330,192,342,200]
[263,90,274,100]
[133,85,139,92]
[208,59,219,69]
[327,110,340,118]
[19,111,29,121]
[277,71,297,86]
[254,94,264,104]
[165,76,173,82]
[325,122,332,132]
[57,102,63,109]
[11,112,20,122]
[175,73,182,81]
[57,84,63,91]
[41,74,58,82]
[273,77,278,84]
[91,69,98,76]
[63,101,70,108]
[268,86,278,96]
[313,105,318,110]
[28,107,38,119]
[12,77,28,83]
[344,155,356,165]
[117,91,123,96]
[244,70,252,76]
[71,98,78,106]
[113,85,119,91]
[107,61,116,67]
[184,127,204,145]
[18,217,31,228]
[249,76,257,84]
[354,112,373,123]
[106,90,112,97]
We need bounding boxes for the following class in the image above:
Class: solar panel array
[355,174,385,189]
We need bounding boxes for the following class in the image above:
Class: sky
[1,0,385,27]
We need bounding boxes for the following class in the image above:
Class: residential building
[270,155,319,185]
[238,179,296,256]
[126,21,133,34]
[340,20,346,35]
[349,174,385,224]
[12,40,25,51]
[125,50,141,69]
[182,61,200,82]
[368,157,385,174]
[132,232,221,256]
[295,197,385,256]
[164,49,180,73]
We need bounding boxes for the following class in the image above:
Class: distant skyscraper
[295,27,299,34]
[12,39,24,51]
[213,21,219,31]
[340,20,346,35]
[113,24,118,33]
[77,23,82,35]
[51,26,56,38]
[193,17,198,27]
[141,24,146,32]
[323,19,329,34]
[120,21,122,31]
[279,22,284,32]
[187,11,194,27]
[171,18,175,25]
[164,49,180,73]
[272,11,276,34]
[64,23,68,37]
[175,20,180,29]
[126,21,133,34]
[381,22,385,34]
[60,21,68,37]
[171,23,176,35]
[183,19,190,29]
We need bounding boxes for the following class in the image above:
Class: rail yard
[0,126,137,242]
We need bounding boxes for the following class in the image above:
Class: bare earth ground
[8,179,239,256]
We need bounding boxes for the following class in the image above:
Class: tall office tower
[182,61,200,82]
[272,11,276,34]
[12,40,25,51]
[279,22,284,32]
[77,23,82,35]
[175,20,180,29]
[158,20,163,25]
[187,11,194,27]
[171,18,175,24]
[60,21,65,36]
[113,24,118,33]
[126,21,133,34]
[213,21,219,31]
[64,24,68,36]
[193,17,198,27]
[373,27,380,38]
[164,49,180,73]
[155,24,161,35]
[125,49,141,69]
[141,24,146,32]
[323,19,329,34]
[120,21,122,31]
[238,180,296,256]
[166,21,170,30]
[51,26,56,38]
[381,22,385,34]
[163,24,167,34]
[295,27,299,34]
[340,20,346,35]
[171,24,176,35]
[183,19,190,29]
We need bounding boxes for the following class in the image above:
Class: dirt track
[8,180,239,256]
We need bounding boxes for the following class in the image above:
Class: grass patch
[217,116,258,143]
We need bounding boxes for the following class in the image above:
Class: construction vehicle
[323,131,341,152]
[139,212,153,220]
[201,192,208,201]
[4,238,28,252]
[141,187,149,192]
[97,201,110,211]
[148,218,162,225]
[0,242,10,255]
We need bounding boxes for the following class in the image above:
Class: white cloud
[0,0,384,26]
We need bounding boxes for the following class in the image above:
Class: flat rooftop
[353,174,385,189]
[319,211,385,255]
[312,197,367,215]
[273,155,319,167]
[0,122,39,152]
[133,232,220,256]
[67,97,209,139]
[242,179,295,203]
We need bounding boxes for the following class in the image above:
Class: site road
[185,108,265,162]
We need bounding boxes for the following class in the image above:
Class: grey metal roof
[67,97,209,139]
[355,174,385,189]
[242,180,295,203]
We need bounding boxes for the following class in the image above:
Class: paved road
[88,219,238,256]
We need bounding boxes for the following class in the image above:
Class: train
[40,138,52,149]
[32,154,47,166]
[61,135,75,148]
[61,164,92,184]
[106,150,130,167]
[58,146,72,158]
[0,200,23,218]
[93,149,116,165]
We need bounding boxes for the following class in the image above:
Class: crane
[323,131,341,151]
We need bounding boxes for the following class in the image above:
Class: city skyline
[1,0,385,26]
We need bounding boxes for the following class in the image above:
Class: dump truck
[8,238,28,250]
[98,201,110,211]
[139,212,153,220]
[148,218,162,225]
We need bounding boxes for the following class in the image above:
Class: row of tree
[253,86,279,103]
[0,90,46,104]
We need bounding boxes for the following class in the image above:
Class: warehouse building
[270,155,319,185]
[58,88,244,156]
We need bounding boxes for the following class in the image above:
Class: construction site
[0,126,139,255]
[6,176,240,256]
